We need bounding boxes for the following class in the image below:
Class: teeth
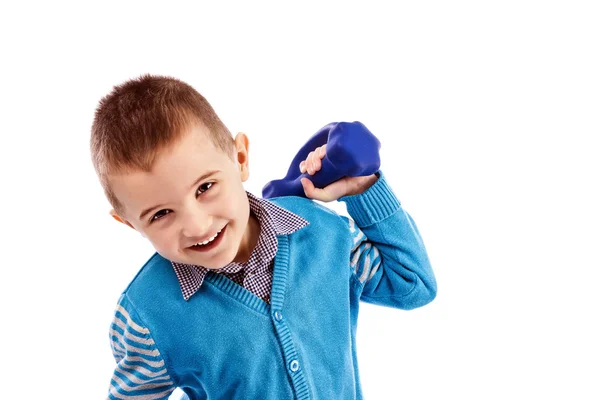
[195,229,222,246]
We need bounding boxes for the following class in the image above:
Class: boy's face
[108,123,257,270]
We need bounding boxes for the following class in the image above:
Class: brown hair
[90,74,235,215]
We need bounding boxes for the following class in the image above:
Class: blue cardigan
[108,171,436,399]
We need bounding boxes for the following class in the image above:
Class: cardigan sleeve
[107,294,177,400]
[339,170,437,310]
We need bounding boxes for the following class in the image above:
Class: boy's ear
[109,209,136,230]
[234,132,250,181]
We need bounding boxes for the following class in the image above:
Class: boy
[91,74,437,400]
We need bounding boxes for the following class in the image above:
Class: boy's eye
[149,182,214,223]
[151,209,172,222]
[196,182,214,197]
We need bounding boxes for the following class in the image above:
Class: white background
[1,1,598,399]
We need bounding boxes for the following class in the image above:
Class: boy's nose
[180,208,213,241]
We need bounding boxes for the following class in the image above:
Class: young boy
[92,74,437,400]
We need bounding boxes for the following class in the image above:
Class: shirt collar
[171,191,309,300]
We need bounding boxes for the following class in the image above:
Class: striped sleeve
[341,215,383,286]
[107,295,176,400]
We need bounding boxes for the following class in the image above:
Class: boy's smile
[187,223,227,252]
[108,123,260,270]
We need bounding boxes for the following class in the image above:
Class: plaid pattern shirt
[171,191,309,304]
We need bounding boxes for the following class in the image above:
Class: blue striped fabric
[344,215,383,284]
[107,216,380,399]
[108,303,176,399]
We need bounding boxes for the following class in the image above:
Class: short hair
[90,74,235,215]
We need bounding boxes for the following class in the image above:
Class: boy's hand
[299,144,378,202]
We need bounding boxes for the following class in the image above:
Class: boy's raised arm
[339,170,437,310]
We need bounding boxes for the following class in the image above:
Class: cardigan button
[289,360,300,372]
[273,311,283,321]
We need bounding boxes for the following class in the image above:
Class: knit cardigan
[108,171,437,399]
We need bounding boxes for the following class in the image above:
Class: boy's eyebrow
[138,170,221,221]
[188,170,220,190]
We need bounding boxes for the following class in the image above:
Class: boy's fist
[299,144,326,175]
[299,144,378,202]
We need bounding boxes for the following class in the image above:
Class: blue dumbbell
[262,121,381,199]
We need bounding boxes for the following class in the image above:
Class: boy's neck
[233,211,261,263]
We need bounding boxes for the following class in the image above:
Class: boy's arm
[107,294,177,400]
[339,170,437,310]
